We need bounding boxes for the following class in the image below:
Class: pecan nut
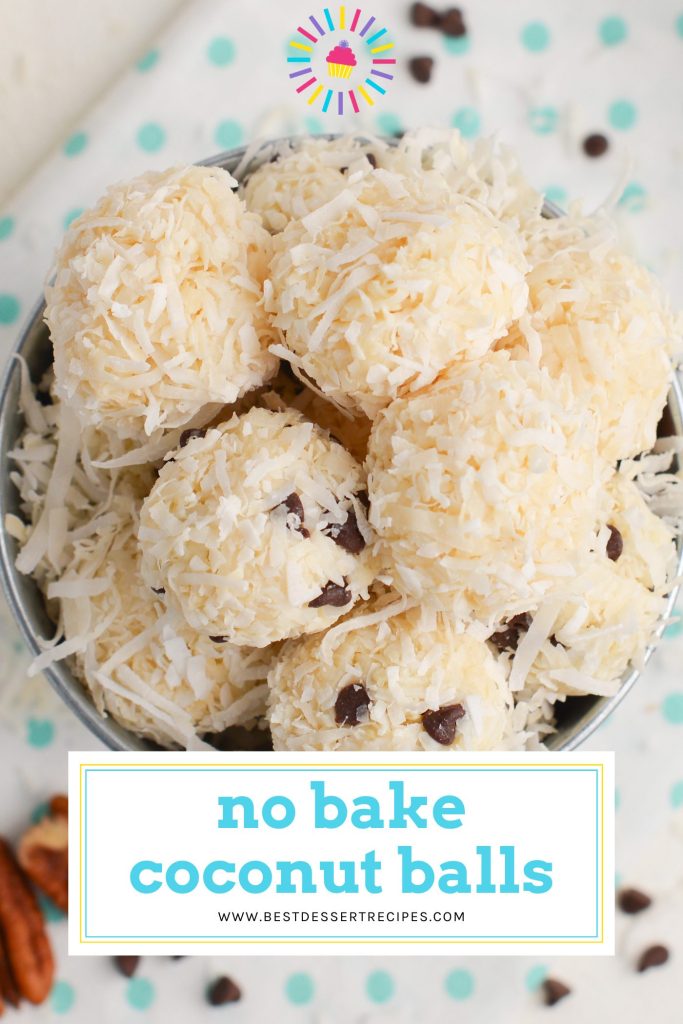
[0,838,54,1005]
[0,926,21,1010]
[18,798,68,914]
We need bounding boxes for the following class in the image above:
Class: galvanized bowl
[0,139,681,751]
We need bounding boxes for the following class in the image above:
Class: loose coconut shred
[5,129,683,751]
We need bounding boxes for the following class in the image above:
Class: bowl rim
[0,139,681,752]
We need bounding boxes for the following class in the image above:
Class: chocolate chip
[606,525,624,562]
[422,703,466,745]
[440,7,467,36]
[637,944,669,972]
[114,956,140,978]
[489,612,533,653]
[409,56,434,83]
[203,725,274,752]
[542,978,571,1006]
[366,152,377,168]
[151,586,165,595]
[549,634,564,648]
[309,580,352,608]
[356,489,370,513]
[324,508,366,554]
[273,492,309,537]
[410,2,439,27]
[209,635,229,644]
[335,683,371,725]
[618,887,652,915]
[583,133,609,158]
[656,406,675,440]
[207,976,241,1005]
[179,427,205,447]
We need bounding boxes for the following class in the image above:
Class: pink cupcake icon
[326,39,357,79]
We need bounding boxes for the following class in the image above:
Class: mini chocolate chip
[325,508,366,554]
[366,152,377,168]
[335,683,371,725]
[309,580,352,608]
[151,586,165,596]
[542,978,571,1006]
[273,492,309,537]
[179,427,205,447]
[409,56,434,83]
[410,1,439,27]
[583,133,609,158]
[489,612,533,653]
[356,489,370,513]
[618,887,652,915]
[422,703,466,746]
[549,634,564,649]
[209,635,229,644]
[114,956,140,978]
[606,525,624,561]
[340,165,348,174]
[657,406,675,439]
[637,944,669,972]
[440,7,467,36]
[207,976,242,1005]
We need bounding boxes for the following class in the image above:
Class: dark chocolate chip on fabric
[309,580,352,607]
[410,2,439,27]
[114,956,140,978]
[324,508,366,554]
[489,612,533,652]
[151,586,165,595]
[618,888,652,915]
[209,635,229,644]
[637,945,669,972]
[422,703,466,745]
[440,7,467,36]
[335,683,371,725]
[606,525,624,561]
[583,133,609,158]
[409,56,434,83]
[542,978,571,1006]
[179,427,206,447]
[207,976,242,1005]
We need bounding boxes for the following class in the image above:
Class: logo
[287,6,395,114]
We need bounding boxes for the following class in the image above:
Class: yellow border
[79,761,605,946]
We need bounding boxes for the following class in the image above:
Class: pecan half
[18,800,68,914]
[0,926,21,1009]
[0,838,54,1005]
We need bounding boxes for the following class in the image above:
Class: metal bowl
[0,140,681,751]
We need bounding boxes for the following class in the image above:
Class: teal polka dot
[521,22,550,53]
[443,34,470,55]
[670,780,683,808]
[608,99,637,130]
[0,293,20,326]
[618,182,647,213]
[26,717,54,748]
[285,973,314,1006]
[543,185,568,207]
[50,980,75,1014]
[529,106,558,134]
[663,616,683,638]
[126,978,155,1011]
[599,16,628,46]
[452,107,481,139]
[366,970,394,1004]
[676,14,683,37]
[207,36,236,66]
[525,965,547,992]
[445,968,474,1000]
[0,215,15,240]
[63,132,88,157]
[38,892,66,923]
[136,49,159,72]
[136,122,166,153]
[662,692,683,724]
[377,112,403,136]
[214,119,244,150]
[63,207,84,230]
[304,115,324,135]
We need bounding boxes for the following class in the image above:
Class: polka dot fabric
[0,1,682,1021]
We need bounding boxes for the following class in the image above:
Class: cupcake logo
[287,6,395,114]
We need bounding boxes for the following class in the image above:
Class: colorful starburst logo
[287,6,395,114]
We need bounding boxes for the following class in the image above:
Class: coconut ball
[268,595,512,751]
[266,167,529,418]
[241,136,387,233]
[59,515,272,749]
[138,407,376,646]
[46,166,278,442]
[498,229,677,461]
[367,352,607,622]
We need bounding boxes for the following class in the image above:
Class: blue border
[83,766,602,941]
